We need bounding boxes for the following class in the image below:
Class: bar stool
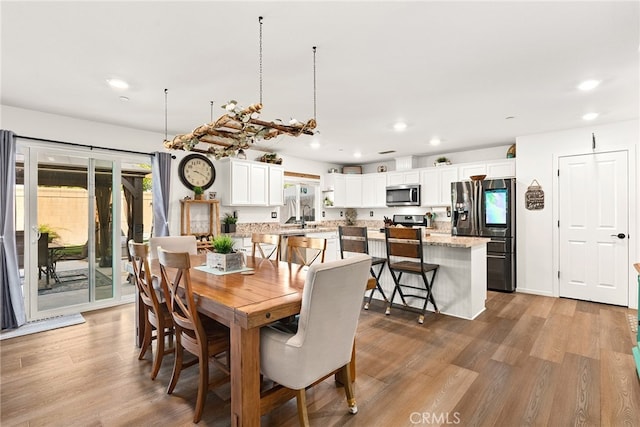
[384,227,439,324]
[338,226,388,310]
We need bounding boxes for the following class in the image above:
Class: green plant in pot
[193,186,204,200]
[221,213,238,233]
[207,235,244,271]
[434,156,450,166]
[211,235,235,254]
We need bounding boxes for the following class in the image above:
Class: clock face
[178,154,216,190]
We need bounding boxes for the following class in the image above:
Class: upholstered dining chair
[338,225,388,310]
[286,235,326,267]
[128,240,174,380]
[251,233,281,260]
[157,247,230,424]
[148,235,197,260]
[260,254,372,426]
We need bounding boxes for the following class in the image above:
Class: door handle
[610,233,626,239]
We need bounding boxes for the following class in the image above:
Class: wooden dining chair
[260,254,372,426]
[251,233,281,260]
[128,240,174,380]
[157,247,230,424]
[384,227,439,324]
[286,236,326,267]
[338,226,388,310]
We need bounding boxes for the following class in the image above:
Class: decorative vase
[194,193,203,200]
[221,224,237,233]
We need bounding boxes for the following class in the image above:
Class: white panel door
[559,151,629,306]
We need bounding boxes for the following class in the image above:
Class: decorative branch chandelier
[163,16,317,159]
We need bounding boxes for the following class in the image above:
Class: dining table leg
[230,322,261,427]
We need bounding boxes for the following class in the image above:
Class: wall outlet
[446,206,451,217]
[369,211,374,217]
[271,211,277,219]
[322,211,325,217]
[340,211,343,217]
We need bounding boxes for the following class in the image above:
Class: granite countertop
[366,230,491,248]
[223,226,338,239]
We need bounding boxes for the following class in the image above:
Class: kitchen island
[367,231,490,320]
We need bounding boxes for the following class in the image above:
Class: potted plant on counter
[206,235,244,272]
[221,213,238,233]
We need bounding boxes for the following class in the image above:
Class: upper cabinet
[421,166,458,206]
[219,158,283,206]
[458,159,515,180]
[361,173,387,207]
[387,170,420,186]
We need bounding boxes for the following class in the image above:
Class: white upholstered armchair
[260,254,372,425]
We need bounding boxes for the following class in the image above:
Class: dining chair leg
[138,314,152,360]
[295,389,310,427]
[193,354,208,423]
[167,339,183,394]
[341,364,358,414]
[364,265,387,310]
[151,326,164,380]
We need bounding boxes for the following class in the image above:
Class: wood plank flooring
[1,291,639,426]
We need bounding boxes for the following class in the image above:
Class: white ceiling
[2,1,638,165]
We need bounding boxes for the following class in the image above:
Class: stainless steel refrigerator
[451,178,516,292]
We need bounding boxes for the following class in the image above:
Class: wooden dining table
[149,254,372,426]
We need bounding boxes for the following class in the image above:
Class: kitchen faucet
[300,205,310,229]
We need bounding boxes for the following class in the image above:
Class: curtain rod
[15,135,162,157]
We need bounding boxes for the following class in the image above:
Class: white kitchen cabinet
[458,163,487,179]
[305,231,338,262]
[332,173,346,207]
[421,166,458,206]
[268,165,284,205]
[387,170,420,186]
[345,175,363,207]
[361,173,387,207]
[486,159,515,178]
[219,158,279,206]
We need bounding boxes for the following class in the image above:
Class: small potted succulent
[434,156,451,167]
[206,235,244,271]
[193,186,204,200]
[221,213,238,233]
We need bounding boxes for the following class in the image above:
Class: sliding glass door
[16,142,150,320]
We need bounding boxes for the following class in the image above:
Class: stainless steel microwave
[386,184,421,206]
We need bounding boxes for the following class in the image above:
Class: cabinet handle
[610,233,626,239]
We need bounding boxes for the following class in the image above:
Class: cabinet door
[250,163,269,206]
[387,172,404,186]
[345,175,363,207]
[230,160,251,205]
[458,163,487,179]
[486,160,515,178]
[362,173,387,207]
[268,165,284,206]
[439,167,459,205]
[421,169,439,206]
[333,174,346,207]
[404,170,420,185]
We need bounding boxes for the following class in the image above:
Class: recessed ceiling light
[106,78,129,90]
[429,138,441,146]
[582,112,599,121]
[310,141,320,149]
[393,122,407,132]
[354,152,362,158]
[578,80,601,91]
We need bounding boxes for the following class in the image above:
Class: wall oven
[386,184,421,206]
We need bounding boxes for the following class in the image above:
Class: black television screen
[485,188,508,226]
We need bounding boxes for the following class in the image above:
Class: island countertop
[366,230,491,248]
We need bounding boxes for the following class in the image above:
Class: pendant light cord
[259,16,263,105]
[313,46,317,122]
[164,88,168,140]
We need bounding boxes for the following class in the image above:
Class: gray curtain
[1,130,26,329]
[152,152,171,237]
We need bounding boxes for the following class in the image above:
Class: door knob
[610,233,626,239]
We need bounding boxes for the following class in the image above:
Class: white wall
[1,105,339,234]
[516,119,639,308]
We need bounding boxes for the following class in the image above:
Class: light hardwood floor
[2,291,639,426]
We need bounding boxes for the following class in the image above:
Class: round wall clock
[178,154,216,190]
